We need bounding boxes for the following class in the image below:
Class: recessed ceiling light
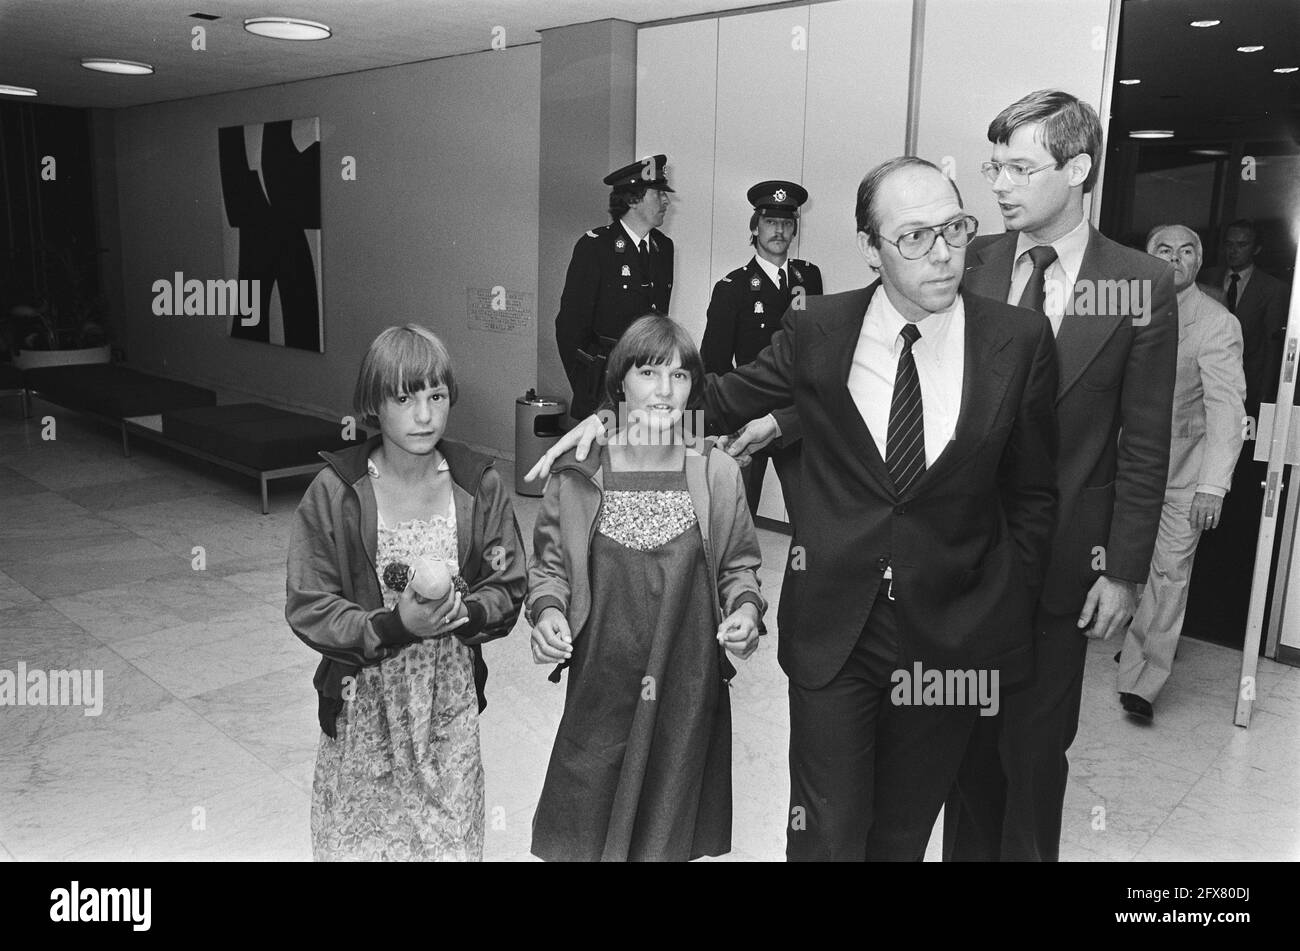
[1130,130,1175,139]
[0,84,38,96]
[1190,149,1230,156]
[1189,19,1221,28]
[1119,79,1141,85]
[243,17,331,40]
[1273,66,1298,73]
[80,58,154,75]
[1237,45,1264,53]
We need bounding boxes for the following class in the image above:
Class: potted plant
[2,238,112,370]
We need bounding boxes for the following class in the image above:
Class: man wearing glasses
[528,156,1059,860]
[944,89,1178,863]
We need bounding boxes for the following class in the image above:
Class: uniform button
[875,556,889,570]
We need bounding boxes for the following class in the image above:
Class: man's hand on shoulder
[525,413,608,482]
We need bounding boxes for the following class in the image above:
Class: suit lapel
[812,285,895,497]
[1054,227,1125,399]
[964,233,1018,302]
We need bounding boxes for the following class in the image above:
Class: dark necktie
[778,267,788,295]
[1226,272,1239,314]
[1017,245,1059,315]
[886,322,926,493]
[638,238,651,288]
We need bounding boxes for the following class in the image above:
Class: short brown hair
[749,209,798,247]
[604,314,704,409]
[609,185,650,220]
[987,89,1103,192]
[855,156,963,246]
[353,324,458,427]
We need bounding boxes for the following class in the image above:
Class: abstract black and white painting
[218,116,323,351]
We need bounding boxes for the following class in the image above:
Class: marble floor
[1,398,1296,862]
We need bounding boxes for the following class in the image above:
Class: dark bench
[22,364,218,451]
[124,403,365,513]
[0,364,24,414]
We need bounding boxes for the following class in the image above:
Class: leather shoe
[1120,692,1153,721]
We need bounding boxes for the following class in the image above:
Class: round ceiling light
[1130,130,1175,139]
[1275,66,1299,74]
[1237,45,1264,53]
[0,84,38,96]
[1190,149,1230,157]
[1189,20,1221,28]
[243,17,332,40]
[80,58,154,75]
[1119,79,1141,85]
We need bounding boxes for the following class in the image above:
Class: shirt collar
[1229,263,1254,282]
[1015,216,1090,284]
[620,219,648,247]
[753,255,786,286]
[868,283,961,354]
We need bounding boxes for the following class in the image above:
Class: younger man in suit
[944,89,1178,862]
[1116,224,1245,721]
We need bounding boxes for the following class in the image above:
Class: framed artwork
[218,116,322,351]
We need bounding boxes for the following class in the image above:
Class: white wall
[108,46,540,457]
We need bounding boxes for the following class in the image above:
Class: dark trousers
[743,440,802,527]
[943,608,1088,862]
[786,582,980,861]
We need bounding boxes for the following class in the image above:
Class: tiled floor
[1,399,1296,861]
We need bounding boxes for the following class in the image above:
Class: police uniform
[555,155,675,420]
[701,181,822,523]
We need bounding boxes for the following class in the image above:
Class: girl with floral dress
[528,314,765,861]
[286,324,526,861]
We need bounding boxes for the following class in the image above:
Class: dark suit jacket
[555,223,674,418]
[701,282,1059,690]
[1198,265,1289,408]
[964,227,1178,617]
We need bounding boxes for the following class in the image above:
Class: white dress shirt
[1222,263,1254,298]
[847,287,965,468]
[753,254,787,289]
[1008,216,1090,335]
[620,219,648,249]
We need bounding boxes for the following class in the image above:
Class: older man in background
[1116,224,1246,721]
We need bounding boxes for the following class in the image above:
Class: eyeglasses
[878,215,979,260]
[980,160,1058,186]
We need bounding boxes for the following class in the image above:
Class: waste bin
[515,390,567,497]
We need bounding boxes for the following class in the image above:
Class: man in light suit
[531,156,1060,861]
[1116,225,1246,721]
[944,90,1178,862]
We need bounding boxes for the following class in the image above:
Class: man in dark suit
[555,154,675,420]
[1199,219,1289,412]
[944,89,1178,862]
[702,180,823,521]
[530,156,1060,861]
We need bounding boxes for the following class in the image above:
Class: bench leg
[260,474,269,515]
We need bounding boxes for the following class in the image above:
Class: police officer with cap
[555,154,675,420]
[702,180,822,522]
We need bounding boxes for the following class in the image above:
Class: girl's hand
[398,585,469,639]
[717,604,760,660]
[531,607,573,664]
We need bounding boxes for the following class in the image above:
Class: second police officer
[701,180,822,521]
[555,154,675,421]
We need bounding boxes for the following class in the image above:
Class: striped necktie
[886,322,926,493]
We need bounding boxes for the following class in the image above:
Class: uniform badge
[621,264,631,277]
[750,276,762,290]
[615,238,626,251]
[754,302,764,314]
[792,265,802,282]
[774,188,787,202]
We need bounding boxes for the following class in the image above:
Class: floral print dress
[311,488,485,861]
